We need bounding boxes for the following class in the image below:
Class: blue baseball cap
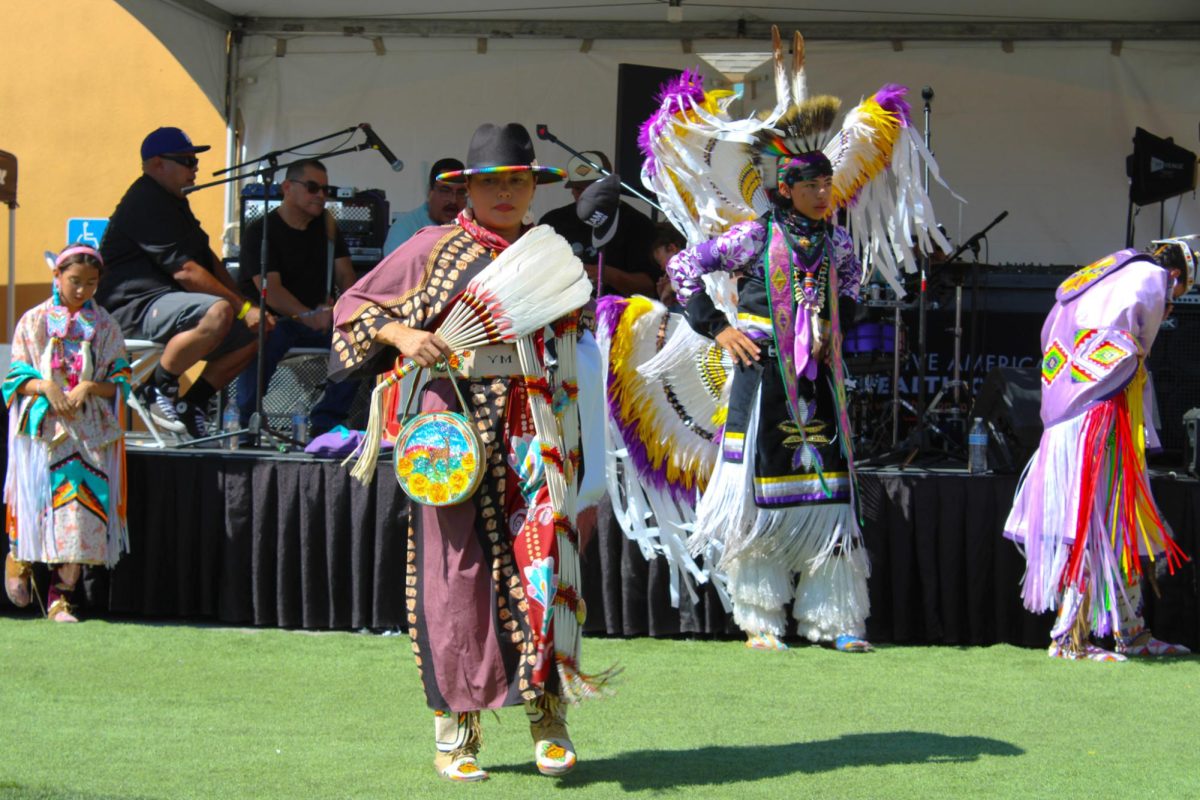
[140,127,211,161]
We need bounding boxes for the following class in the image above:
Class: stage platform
[4,446,1198,650]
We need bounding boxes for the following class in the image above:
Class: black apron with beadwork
[720,224,853,510]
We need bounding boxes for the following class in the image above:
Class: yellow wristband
[237,300,252,320]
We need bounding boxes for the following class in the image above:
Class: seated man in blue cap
[98,126,272,438]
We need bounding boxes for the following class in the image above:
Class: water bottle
[291,413,309,445]
[223,406,240,450]
[967,417,988,474]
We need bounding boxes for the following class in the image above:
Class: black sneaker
[141,384,187,434]
[181,401,210,439]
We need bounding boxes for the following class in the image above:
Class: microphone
[964,211,1009,249]
[360,123,404,172]
[535,124,555,142]
[921,86,934,101]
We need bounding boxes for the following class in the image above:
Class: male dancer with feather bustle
[1004,238,1196,661]
[628,28,957,651]
[330,123,609,782]
[668,133,871,652]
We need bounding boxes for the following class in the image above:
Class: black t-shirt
[97,174,215,331]
[539,199,661,297]
[237,210,350,311]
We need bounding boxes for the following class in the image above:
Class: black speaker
[970,367,1043,473]
[1147,306,1200,459]
[1126,127,1198,207]
[614,64,682,199]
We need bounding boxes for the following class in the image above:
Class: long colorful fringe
[1015,368,1188,637]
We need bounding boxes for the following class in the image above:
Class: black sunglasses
[159,154,199,169]
[294,180,338,197]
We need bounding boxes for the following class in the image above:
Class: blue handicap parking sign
[66,217,109,249]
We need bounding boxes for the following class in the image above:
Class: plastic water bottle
[967,417,988,474]
[291,413,309,445]
[223,407,240,450]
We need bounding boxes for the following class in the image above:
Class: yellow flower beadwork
[397,456,415,477]
[408,473,429,495]
[448,470,469,494]
[428,483,450,504]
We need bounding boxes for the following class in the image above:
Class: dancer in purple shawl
[1004,238,1196,661]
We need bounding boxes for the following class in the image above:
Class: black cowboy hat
[436,123,565,185]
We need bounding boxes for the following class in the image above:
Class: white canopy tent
[118,0,1200,267]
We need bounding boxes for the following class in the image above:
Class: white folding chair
[124,338,170,448]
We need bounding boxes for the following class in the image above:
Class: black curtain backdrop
[2,451,1197,650]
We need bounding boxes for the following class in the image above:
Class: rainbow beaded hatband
[436,122,566,185]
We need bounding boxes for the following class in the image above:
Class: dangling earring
[522,210,535,226]
[51,280,62,307]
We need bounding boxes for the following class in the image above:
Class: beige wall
[0,0,228,339]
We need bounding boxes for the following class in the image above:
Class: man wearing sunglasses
[234,158,358,437]
[99,126,271,439]
[382,157,468,253]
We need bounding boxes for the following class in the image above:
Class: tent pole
[222,30,242,242]
[6,205,15,341]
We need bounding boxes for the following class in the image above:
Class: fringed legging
[1051,572,1145,650]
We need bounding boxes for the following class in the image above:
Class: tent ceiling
[170,0,1200,40]
[121,1,1200,268]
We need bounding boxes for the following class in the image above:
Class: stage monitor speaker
[614,64,682,207]
[259,351,370,436]
[970,367,1043,473]
[1126,127,1198,207]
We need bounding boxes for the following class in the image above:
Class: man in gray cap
[98,126,271,438]
[538,150,660,298]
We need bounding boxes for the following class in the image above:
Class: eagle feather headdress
[639,26,961,297]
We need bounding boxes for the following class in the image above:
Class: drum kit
[843,283,919,460]
[846,212,1010,463]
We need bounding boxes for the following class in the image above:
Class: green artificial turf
[0,617,1196,799]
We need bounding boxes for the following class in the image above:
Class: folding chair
[124,338,171,448]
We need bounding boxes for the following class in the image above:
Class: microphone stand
[915,87,933,455]
[943,210,1009,264]
[534,124,664,214]
[177,126,380,450]
[942,210,1008,402]
[862,87,965,468]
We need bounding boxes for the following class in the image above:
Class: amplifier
[239,184,390,270]
[1147,304,1200,459]
[1170,285,1200,305]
